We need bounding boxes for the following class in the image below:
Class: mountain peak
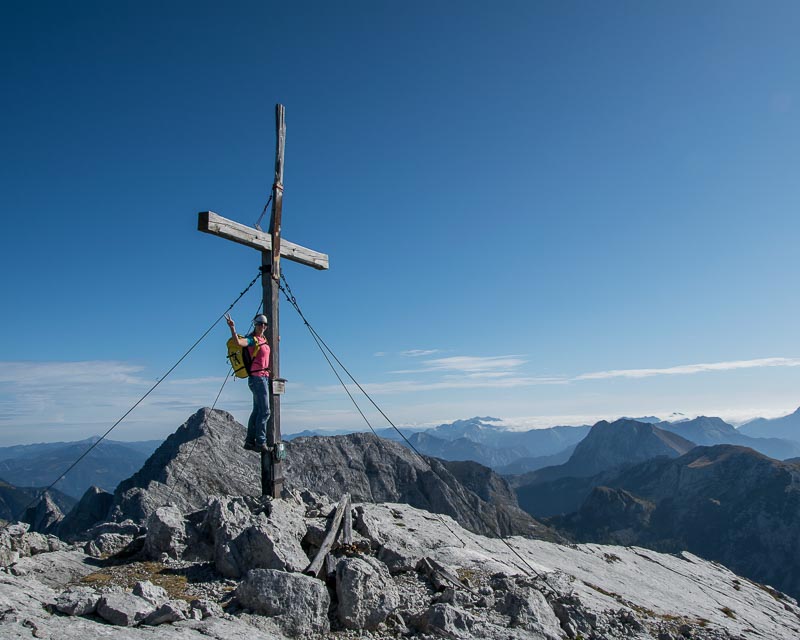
[567,418,695,477]
[108,408,543,539]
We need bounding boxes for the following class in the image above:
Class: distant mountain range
[513,420,695,517]
[738,406,800,440]
[5,408,800,501]
[0,437,162,499]
[286,411,800,476]
[369,417,590,473]
[513,419,695,489]
[512,414,800,517]
[286,418,591,473]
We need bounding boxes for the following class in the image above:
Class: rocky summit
[107,408,547,540]
[1,494,800,639]
[2,409,800,639]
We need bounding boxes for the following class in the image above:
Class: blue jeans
[247,376,270,445]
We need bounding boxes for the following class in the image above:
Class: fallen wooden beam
[342,499,353,545]
[304,493,351,577]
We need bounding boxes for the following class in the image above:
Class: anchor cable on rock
[279,272,553,585]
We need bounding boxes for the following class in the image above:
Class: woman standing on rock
[225,313,271,453]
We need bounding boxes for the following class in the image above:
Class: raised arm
[225,314,250,347]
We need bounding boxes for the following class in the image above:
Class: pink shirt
[248,336,270,377]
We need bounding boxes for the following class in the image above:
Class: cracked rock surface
[2,494,800,639]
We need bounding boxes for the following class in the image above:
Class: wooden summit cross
[198,104,329,498]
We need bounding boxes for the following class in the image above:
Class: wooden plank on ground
[342,500,353,545]
[304,493,351,577]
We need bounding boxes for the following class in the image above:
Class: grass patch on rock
[81,561,191,601]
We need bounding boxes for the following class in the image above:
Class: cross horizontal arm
[198,211,329,270]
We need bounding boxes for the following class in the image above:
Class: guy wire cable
[278,272,557,588]
[162,300,264,509]
[7,271,263,525]
[278,273,469,548]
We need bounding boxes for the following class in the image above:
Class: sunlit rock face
[550,444,800,600]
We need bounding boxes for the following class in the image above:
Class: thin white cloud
[0,361,148,385]
[373,352,386,357]
[330,355,800,397]
[573,357,800,381]
[421,355,527,373]
[400,349,442,357]
[317,375,565,395]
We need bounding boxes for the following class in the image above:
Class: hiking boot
[243,441,257,451]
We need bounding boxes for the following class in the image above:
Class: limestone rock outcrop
[106,408,549,541]
[284,431,549,538]
[21,491,63,535]
[201,495,308,578]
[336,554,400,629]
[2,494,800,639]
[235,568,331,636]
[57,485,114,540]
[110,408,260,522]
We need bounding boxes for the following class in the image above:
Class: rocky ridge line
[103,408,549,540]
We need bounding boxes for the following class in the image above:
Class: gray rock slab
[132,580,169,607]
[0,548,19,567]
[96,592,156,626]
[9,549,96,589]
[46,535,66,552]
[144,505,187,559]
[54,586,100,616]
[336,555,400,630]
[357,502,800,640]
[24,533,52,556]
[6,523,30,538]
[492,577,562,639]
[0,570,286,639]
[205,496,309,579]
[190,598,224,619]
[58,486,114,541]
[143,599,190,625]
[175,617,290,639]
[235,568,330,636]
[85,519,143,538]
[419,603,476,638]
[85,532,134,558]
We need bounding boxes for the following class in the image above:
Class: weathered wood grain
[198,211,329,270]
[304,493,351,577]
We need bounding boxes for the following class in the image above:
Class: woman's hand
[225,313,235,329]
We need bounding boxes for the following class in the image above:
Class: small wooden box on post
[197,104,329,498]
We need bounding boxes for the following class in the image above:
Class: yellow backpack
[227,336,260,378]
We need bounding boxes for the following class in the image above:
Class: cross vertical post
[197,103,330,500]
[262,104,285,498]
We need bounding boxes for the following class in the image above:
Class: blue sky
[2,1,800,445]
